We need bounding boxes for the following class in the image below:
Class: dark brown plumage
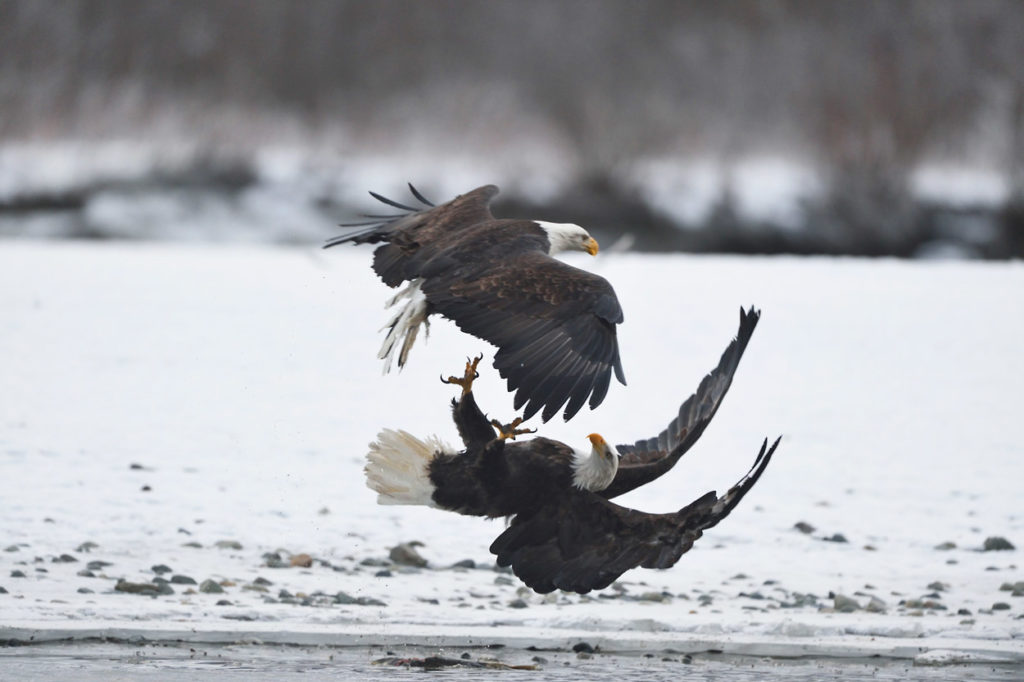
[365,307,777,593]
[325,184,625,422]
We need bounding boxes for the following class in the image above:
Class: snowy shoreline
[2,242,1022,665]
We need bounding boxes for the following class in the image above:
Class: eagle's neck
[536,221,587,255]
[571,446,618,492]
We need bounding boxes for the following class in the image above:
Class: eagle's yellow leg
[440,354,482,396]
[490,416,536,441]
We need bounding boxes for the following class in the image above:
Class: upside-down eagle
[365,307,779,593]
[324,184,625,422]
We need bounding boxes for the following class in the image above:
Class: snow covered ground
[1,242,1022,667]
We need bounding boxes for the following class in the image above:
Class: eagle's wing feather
[490,436,780,594]
[601,306,759,499]
[422,252,624,422]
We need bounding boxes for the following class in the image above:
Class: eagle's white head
[571,433,619,492]
[536,221,600,257]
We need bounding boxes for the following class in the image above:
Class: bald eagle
[365,307,778,593]
[324,184,624,422]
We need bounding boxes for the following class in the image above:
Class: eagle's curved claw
[490,417,536,441]
[441,354,483,396]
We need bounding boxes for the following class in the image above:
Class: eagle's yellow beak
[587,433,606,449]
[584,237,599,256]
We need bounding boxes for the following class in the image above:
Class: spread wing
[490,436,780,594]
[600,306,759,499]
[422,252,625,422]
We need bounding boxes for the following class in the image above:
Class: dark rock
[992,602,1011,610]
[494,576,513,586]
[222,613,256,621]
[181,542,203,548]
[53,554,78,563]
[86,560,111,570]
[934,541,957,550]
[151,564,172,574]
[253,576,273,586]
[170,574,197,585]
[140,485,151,492]
[263,552,288,568]
[958,608,972,616]
[76,569,95,578]
[214,540,243,550]
[451,559,476,569]
[4,545,20,552]
[983,537,1015,551]
[77,587,94,594]
[572,642,595,654]
[115,579,172,596]
[927,581,949,592]
[532,655,548,664]
[823,533,849,543]
[0,586,7,593]
[389,542,428,568]
[199,579,224,594]
[10,570,26,578]
[215,599,233,606]
[278,589,293,599]
[374,570,392,578]
[75,541,99,552]
[794,522,815,534]
[508,598,529,609]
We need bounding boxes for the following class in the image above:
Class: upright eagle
[365,307,778,593]
[324,184,625,422]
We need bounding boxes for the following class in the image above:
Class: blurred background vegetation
[1,0,1022,257]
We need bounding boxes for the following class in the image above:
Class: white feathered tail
[365,429,452,507]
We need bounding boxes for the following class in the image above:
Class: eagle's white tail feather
[378,278,429,373]
[365,428,452,507]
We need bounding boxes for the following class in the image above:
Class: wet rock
[934,541,956,550]
[199,579,225,594]
[170,574,197,585]
[833,594,861,612]
[508,598,528,609]
[958,608,972,615]
[794,522,815,534]
[215,599,233,606]
[983,537,1015,551]
[52,554,78,563]
[572,642,595,654]
[823,533,849,543]
[389,542,428,568]
[531,655,548,664]
[290,553,313,568]
[992,602,1011,610]
[10,570,26,578]
[215,540,243,550]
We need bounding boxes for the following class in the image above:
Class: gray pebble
[76,569,95,578]
[992,602,1011,610]
[199,579,225,593]
[508,598,528,608]
[151,564,172,574]
[374,570,392,578]
[215,599,233,606]
[983,537,1015,551]
[86,560,111,570]
[77,587,94,594]
[450,559,476,569]
[833,594,861,612]
[10,570,26,578]
[823,533,849,543]
[253,576,273,586]
[170,574,197,585]
[0,586,7,593]
[794,522,815,534]
[52,554,78,563]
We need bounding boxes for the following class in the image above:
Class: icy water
[0,643,1020,681]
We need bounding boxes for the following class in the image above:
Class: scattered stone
[739,591,765,600]
[263,552,288,568]
[572,642,595,654]
[318,507,330,515]
[374,570,392,578]
[129,463,145,470]
[77,587,93,594]
[983,537,1015,551]
[532,655,548,664]
[508,598,528,609]
[177,528,191,535]
[278,589,293,599]
[181,542,203,549]
[866,596,887,613]
[75,541,99,553]
[170,575,197,585]
[903,599,945,610]
[823,533,849,543]
[638,591,671,602]
[140,485,151,492]
[494,576,513,586]
[451,559,476,569]
[4,545,19,552]
[86,560,111,571]
[729,572,749,580]
[253,576,273,586]
[958,608,972,615]
[927,581,949,592]
[0,586,7,593]
[934,541,956,550]
[992,602,1011,611]
[151,564,172,575]
[289,553,313,568]
[222,613,256,621]
[10,570,26,578]
[833,594,861,612]
[52,554,77,563]
[214,540,243,550]
[215,599,233,606]
[389,542,427,568]
[999,581,1024,592]
[115,579,173,596]
[76,569,94,578]
[199,579,224,594]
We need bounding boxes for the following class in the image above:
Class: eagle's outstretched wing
[601,306,759,499]
[490,436,780,594]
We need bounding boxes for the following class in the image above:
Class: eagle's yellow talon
[490,417,537,441]
[442,354,484,396]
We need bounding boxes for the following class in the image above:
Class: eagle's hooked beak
[584,237,600,256]
[587,433,617,459]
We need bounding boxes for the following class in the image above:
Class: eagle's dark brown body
[382,307,778,594]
